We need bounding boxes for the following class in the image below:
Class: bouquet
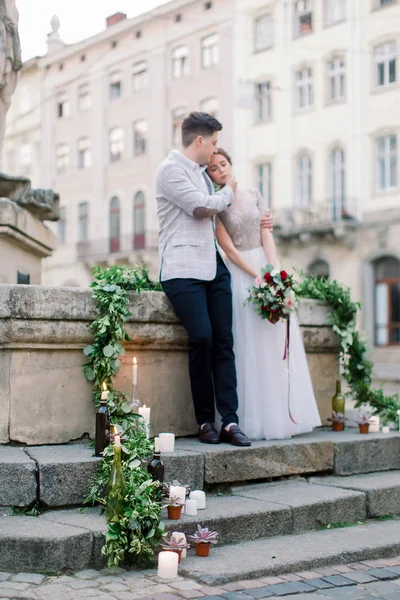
[247,264,298,324]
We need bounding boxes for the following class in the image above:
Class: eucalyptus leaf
[83,345,94,356]
[85,368,95,381]
[103,345,115,358]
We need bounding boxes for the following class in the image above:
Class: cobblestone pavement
[3,557,400,600]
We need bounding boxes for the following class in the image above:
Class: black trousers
[162,254,239,427]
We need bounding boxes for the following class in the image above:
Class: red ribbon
[283,317,297,425]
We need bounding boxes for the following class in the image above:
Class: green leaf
[146,528,155,539]
[83,345,95,356]
[85,368,95,381]
[103,345,115,358]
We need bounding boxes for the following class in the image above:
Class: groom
[156,112,269,446]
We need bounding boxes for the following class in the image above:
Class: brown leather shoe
[198,423,220,444]
[220,425,251,446]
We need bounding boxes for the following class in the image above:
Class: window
[77,202,89,242]
[201,34,219,69]
[255,81,271,121]
[200,97,219,116]
[257,163,272,209]
[376,135,397,191]
[172,107,186,146]
[294,0,313,37]
[109,71,122,100]
[17,272,30,285]
[56,95,71,118]
[324,0,346,25]
[205,1,212,8]
[296,154,312,207]
[109,128,124,162]
[308,259,330,279]
[374,256,400,346]
[78,84,91,111]
[172,46,189,79]
[133,191,145,249]
[133,120,148,156]
[327,57,346,102]
[329,148,345,220]
[132,61,148,92]
[375,42,396,87]
[295,67,313,109]
[56,143,70,174]
[254,14,273,52]
[109,197,121,253]
[58,207,66,244]
[77,137,92,169]
[376,0,396,7]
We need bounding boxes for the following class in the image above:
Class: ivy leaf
[103,345,115,358]
[120,403,132,414]
[83,345,95,356]
[129,459,141,469]
[146,528,155,539]
[85,368,95,381]
[120,444,130,454]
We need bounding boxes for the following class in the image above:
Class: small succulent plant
[357,411,371,425]
[162,535,190,551]
[188,524,218,544]
[164,494,184,508]
[327,411,345,424]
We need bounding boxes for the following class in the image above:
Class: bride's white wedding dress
[218,189,322,440]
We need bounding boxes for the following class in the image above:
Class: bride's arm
[261,227,278,267]
[216,221,259,278]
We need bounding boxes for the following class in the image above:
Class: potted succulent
[164,495,184,520]
[161,535,190,563]
[357,411,371,434]
[188,525,218,557]
[328,411,345,432]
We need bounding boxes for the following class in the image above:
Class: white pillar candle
[169,485,186,506]
[159,433,175,453]
[132,357,138,386]
[369,416,380,433]
[185,499,198,516]
[382,425,390,434]
[138,405,151,438]
[189,490,206,510]
[158,551,178,579]
[101,383,109,400]
[154,436,160,453]
[171,532,187,559]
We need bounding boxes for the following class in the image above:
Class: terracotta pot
[167,505,182,520]
[195,542,211,557]
[332,422,344,432]
[359,423,370,434]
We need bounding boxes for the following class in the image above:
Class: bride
[207,149,321,440]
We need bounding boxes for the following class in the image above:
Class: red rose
[264,272,273,283]
[280,270,288,281]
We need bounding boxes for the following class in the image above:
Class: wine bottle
[147,437,164,496]
[332,379,345,415]
[105,435,126,522]
[95,396,110,457]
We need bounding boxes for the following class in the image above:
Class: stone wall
[0,285,340,445]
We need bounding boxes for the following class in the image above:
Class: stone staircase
[2,430,400,581]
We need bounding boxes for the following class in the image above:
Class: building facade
[233,0,400,387]
[39,0,236,287]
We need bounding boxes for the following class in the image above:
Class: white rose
[271,269,279,277]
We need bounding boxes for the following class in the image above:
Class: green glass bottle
[332,380,345,415]
[106,436,126,522]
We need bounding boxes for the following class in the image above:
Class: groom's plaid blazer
[156,150,233,282]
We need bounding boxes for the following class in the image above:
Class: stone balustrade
[0,285,340,445]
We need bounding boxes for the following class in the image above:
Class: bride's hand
[261,212,273,231]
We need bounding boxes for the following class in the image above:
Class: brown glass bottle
[332,380,345,415]
[147,437,164,496]
[95,398,110,457]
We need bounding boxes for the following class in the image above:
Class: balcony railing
[76,232,158,263]
[273,198,359,236]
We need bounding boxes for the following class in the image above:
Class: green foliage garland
[295,273,400,424]
[83,265,164,567]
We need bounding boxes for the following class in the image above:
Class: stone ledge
[333,435,400,475]
[0,447,37,507]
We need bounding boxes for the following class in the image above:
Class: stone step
[179,519,400,585]
[2,430,400,508]
[165,480,367,543]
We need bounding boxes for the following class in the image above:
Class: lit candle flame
[102,382,107,392]
[133,357,137,365]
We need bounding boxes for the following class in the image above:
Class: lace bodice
[217,188,264,251]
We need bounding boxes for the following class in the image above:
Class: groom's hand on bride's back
[261,212,273,231]
[226,175,237,192]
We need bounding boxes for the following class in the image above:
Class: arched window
[374,256,400,346]
[296,154,312,207]
[308,259,330,279]
[109,196,121,253]
[133,191,145,249]
[330,147,345,220]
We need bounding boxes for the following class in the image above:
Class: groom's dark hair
[181,112,223,147]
